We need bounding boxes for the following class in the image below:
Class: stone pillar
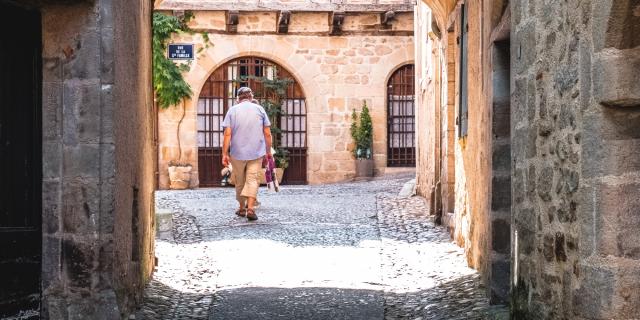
[510,0,640,318]
[40,0,155,318]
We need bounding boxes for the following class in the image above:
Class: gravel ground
[136,174,508,319]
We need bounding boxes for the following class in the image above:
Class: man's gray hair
[237,87,253,100]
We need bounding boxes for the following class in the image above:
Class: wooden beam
[227,10,239,33]
[277,10,290,33]
[330,11,345,35]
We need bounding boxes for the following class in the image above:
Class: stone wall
[157,10,414,188]
[414,0,512,307]
[113,0,156,316]
[40,0,154,318]
[511,0,640,318]
[414,1,437,208]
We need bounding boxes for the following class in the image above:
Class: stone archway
[197,56,308,186]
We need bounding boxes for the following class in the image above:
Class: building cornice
[156,0,415,12]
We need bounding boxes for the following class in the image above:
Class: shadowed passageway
[137,174,508,319]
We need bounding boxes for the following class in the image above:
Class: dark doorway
[197,57,307,186]
[0,2,43,318]
[387,64,416,167]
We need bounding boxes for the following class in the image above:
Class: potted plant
[351,101,374,178]
[249,74,293,184]
[153,12,194,189]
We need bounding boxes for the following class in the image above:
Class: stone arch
[195,55,309,186]
[384,61,416,88]
[191,51,310,106]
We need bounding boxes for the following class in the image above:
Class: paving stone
[136,173,508,319]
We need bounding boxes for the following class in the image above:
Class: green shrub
[350,101,373,159]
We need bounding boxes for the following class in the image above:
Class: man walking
[222,87,272,221]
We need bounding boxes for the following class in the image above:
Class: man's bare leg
[246,196,258,220]
[246,197,256,210]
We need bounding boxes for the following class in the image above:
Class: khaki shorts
[230,157,263,206]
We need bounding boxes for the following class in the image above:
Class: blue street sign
[168,44,194,60]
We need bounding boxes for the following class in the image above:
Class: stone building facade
[155,0,415,188]
[0,0,155,318]
[415,0,640,318]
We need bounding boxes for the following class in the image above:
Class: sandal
[235,208,246,217]
[246,208,258,221]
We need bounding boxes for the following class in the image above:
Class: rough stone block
[62,180,100,234]
[94,290,120,320]
[97,239,114,289]
[514,21,536,74]
[490,259,510,304]
[491,218,510,254]
[515,222,536,255]
[513,168,525,205]
[581,111,640,180]
[62,238,95,290]
[553,65,578,96]
[492,142,511,171]
[99,178,115,234]
[155,208,173,240]
[100,27,114,84]
[492,106,511,139]
[101,84,114,144]
[554,232,567,262]
[43,142,62,180]
[43,57,62,83]
[491,176,511,211]
[63,82,101,145]
[597,182,640,259]
[594,48,640,107]
[98,0,113,29]
[100,143,115,180]
[42,296,68,320]
[42,235,62,290]
[614,262,640,317]
[63,30,101,80]
[536,166,554,202]
[43,81,62,141]
[43,180,61,234]
[63,144,101,178]
[573,263,615,319]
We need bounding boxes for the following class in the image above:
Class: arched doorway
[197,57,307,186]
[387,64,416,167]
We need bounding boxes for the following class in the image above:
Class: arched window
[197,57,307,186]
[387,64,416,167]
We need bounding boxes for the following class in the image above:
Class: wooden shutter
[458,3,469,137]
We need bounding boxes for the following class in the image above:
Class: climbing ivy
[152,12,193,109]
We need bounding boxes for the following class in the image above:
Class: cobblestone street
[137,174,508,319]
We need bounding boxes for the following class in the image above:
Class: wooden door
[0,3,42,318]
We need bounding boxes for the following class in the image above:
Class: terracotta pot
[168,165,192,189]
[355,159,374,177]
